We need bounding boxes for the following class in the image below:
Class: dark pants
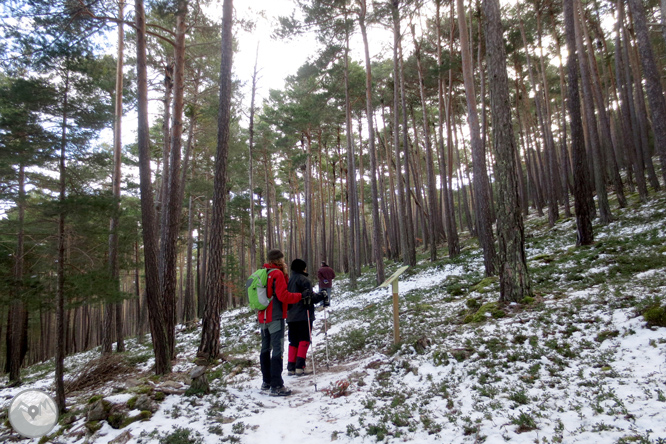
[260,324,285,388]
[288,319,313,347]
[288,320,313,370]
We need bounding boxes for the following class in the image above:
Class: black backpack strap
[267,268,278,298]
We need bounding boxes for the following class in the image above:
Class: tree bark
[136,0,171,374]
[411,23,440,262]
[564,0,594,245]
[456,0,496,275]
[483,0,531,302]
[627,0,666,187]
[198,0,233,361]
[574,0,612,224]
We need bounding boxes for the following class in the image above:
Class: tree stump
[188,365,209,395]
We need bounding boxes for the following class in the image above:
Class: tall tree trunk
[6,164,28,384]
[136,0,171,374]
[574,0,612,224]
[580,9,627,207]
[55,73,70,414]
[107,0,125,354]
[159,0,187,359]
[456,0,496,275]
[411,24,440,262]
[183,195,196,322]
[437,0,459,258]
[249,45,258,271]
[627,0,666,187]
[358,0,385,283]
[304,133,313,268]
[616,0,648,200]
[551,25,573,217]
[520,17,559,226]
[199,0,233,361]
[484,0,531,302]
[343,12,360,285]
[564,0,594,245]
[391,0,409,267]
[398,33,417,267]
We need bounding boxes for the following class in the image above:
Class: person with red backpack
[286,259,327,376]
[258,249,305,396]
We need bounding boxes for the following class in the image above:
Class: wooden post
[380,266,409,345]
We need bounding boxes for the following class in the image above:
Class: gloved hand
[321,291,330,307]
[302,289,313,307]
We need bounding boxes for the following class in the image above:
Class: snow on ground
[2,197,666,443]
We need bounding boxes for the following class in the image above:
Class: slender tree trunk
[55,74,70,414]
[520,17,559,226]
[398,33,417,267]
[484,0,531,302]
[564,0,594,245]
[199,0,233,361]
[107,0,126,354]
[456,0,496,275]
[249,45,259,271]
[574,0,612,224]
[627,0,666,187]
[343,16,360,284]
[6,164,28,384]
[136,0,171,374]
[359,0,385,285]
[159,0,187,359]
[411,23,440,262]
[580,9,627,207]
[437,0,459,257]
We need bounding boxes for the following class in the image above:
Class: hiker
[286,259,327,376]
[258,249,305,396]
[317,261,335,304]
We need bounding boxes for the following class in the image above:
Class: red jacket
[258,264,302,324]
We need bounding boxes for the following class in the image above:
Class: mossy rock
[108,412,127,429]
[119,410,152,428]
[88,395,104,405]
[643,305,666,328]
[470,277,499,293]
[126,396,138,410]
[521,296,535,305]
[595,330,620,342]
[85,421,102,434]
[466,298,480,310]
[463,302,506,324]
[153,391,166,402]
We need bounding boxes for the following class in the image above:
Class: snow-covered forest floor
[2,193,666,444]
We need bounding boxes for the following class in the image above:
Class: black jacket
[287,271,325,323]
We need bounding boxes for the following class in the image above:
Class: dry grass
[64,354,131,394]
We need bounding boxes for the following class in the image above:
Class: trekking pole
[323,304,330,370]
[306,309,317,392]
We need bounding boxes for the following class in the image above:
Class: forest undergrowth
[1,191,666,444]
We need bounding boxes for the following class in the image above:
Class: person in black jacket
[286,259,326,376]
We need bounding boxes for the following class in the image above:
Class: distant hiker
[258,249,305,396]
[287,259,326,376]
[317,261,335,304]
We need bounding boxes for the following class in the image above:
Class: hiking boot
[287,369,295,376]
[261,382,271,391]
[269,386,292,397]
[295,368,312,376]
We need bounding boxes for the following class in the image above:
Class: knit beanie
[291,259,307,273]
[267,249,284,262]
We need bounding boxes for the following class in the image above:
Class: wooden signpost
[379,265,409,344]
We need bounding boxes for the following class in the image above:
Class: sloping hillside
[2,194,666,444]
